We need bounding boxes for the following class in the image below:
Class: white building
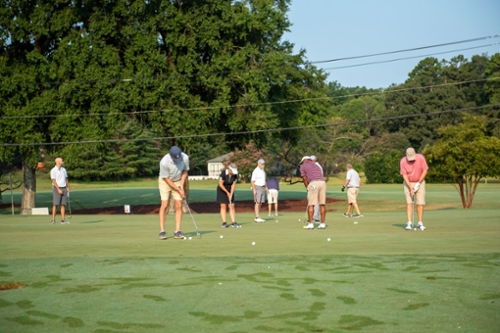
[206,152,233,178]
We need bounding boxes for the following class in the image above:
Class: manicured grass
[1,183,499,332]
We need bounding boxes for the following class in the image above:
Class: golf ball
[298,219,301,222]
[184,237,187,240]
[220,235,224,239]
[276,220,278,223]
[252,241,256,246]
[327,238,331,242]
[413,228,417,231]
[188,237,192,240]
[354,221,358,224]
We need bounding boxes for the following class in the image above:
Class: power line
[2,34,498,87]
[321,43,499,71]
[1,77,497,120]
[1,104,497,147]
[312,34,499,64]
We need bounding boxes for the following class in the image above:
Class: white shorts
[267,189,279,204]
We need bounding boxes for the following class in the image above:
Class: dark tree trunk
[20,160,36,215]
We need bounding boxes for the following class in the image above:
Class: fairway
[1,184,499,332]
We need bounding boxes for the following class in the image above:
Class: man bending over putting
[300,156,327,230]
[400,148,428,230]
[158,146,190,240]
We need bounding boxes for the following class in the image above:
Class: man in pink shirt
[400,148,428,230]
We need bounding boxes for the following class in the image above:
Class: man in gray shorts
[158,146,190,240]
[50,157,70,224]
[251,159,267,222]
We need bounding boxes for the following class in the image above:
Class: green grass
[1,183,499,332]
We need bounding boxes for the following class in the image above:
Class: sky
[283,0,500,89]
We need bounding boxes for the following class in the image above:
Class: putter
[183,198,201,238]
[67,192,72,219]
[412,194,415,228]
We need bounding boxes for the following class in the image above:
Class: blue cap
[169,146,182,163]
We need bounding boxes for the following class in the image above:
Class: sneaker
[317,223,326,229]
[417,222,426,230]
[221,222,229,228]
[405,222,413,230]
[231,222,241,228]
[268,213,272,216]
[352,214,363,218]
[159,231,167,240]
[342,213,350,218]
[254,217,265,223]
[61,220,69,224]
[174,231,185,239]
[51,220,55,224]
[305,223,314,230]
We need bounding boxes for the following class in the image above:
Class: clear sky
[283,0,500,89]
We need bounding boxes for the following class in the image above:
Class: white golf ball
[327,238,331,242]
[251,241,255,246]
[354,221,358,224]
[298,219,301,222]
[413,228,417,231]
[189,237,192,240]
[184,237,187,240]
[276,220,278,223]
[220,235,224,239]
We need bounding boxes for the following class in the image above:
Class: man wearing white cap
[251,159,268,222]
[300,156,327,229]
[400,147,428,230]
[158,146,190,240]
[310,155,323,223]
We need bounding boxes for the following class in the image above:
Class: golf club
[67,192,72,219]
[183,198,201,238]
[411,194,415,228]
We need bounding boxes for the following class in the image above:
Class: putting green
[1,207,499,332]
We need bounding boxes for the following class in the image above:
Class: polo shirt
[159,153,190,181]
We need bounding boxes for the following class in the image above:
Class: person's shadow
[392,223,409,230]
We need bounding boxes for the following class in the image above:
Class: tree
[424,116,500,208]
[1,0,329,213]
[364,149,402,184]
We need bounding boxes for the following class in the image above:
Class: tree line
[1,0,499,211]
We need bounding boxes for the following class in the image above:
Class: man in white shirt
[158,146,190,240]
[251,159,267,222]
[342,163,363,218]
[50,157,70,224]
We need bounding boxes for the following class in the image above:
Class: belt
[347,186,359,188]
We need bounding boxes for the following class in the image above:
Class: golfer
[300,156,327,229]
[251,159,267,222]
[342,164,363,218]
[400,148,428,230]
[266,177,279,216]
[158,146,189,240]
[217,163,240,228]
[50,157,70,224]
[310,155,323,223]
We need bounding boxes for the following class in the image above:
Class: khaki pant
[404,181,426,205]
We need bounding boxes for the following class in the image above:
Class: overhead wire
[1,34,498,87]
[1,104,497,147]
[0,77,497,120]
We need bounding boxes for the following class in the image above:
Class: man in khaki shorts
[299,156,327,230]
[400,148,428,230]
[342,164,362,218]
[158,146,190,240]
